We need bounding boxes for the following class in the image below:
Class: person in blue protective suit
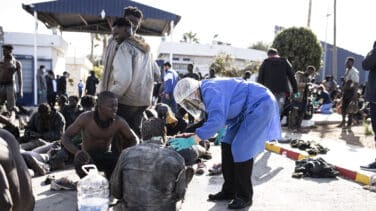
[172,77,281,209]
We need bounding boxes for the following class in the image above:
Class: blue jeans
[320,103,333,114]
[161,95,177,113]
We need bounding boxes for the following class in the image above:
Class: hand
[74,150,91,164]
[17,92,23,98]
[168,137,196,151]
[293,92,301,100]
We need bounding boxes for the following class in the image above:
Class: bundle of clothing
[292,157,339,178]
[290,139,329,155]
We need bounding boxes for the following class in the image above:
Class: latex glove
[293,92,301,100]
[169,137,196,151]
[215,127,227,145]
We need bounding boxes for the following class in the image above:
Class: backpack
[114,143,188,210]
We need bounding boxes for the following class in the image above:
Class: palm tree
[181,31,199,43]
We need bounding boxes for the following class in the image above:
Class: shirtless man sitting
[0,44,22,115]
[62,91,138,178]
[0,129,34,211]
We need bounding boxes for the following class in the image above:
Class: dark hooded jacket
[257,57,298,94]
[362,42,376,102]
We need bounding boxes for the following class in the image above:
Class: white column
[33,9,38,105]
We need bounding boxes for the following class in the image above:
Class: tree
[181,31,199,43]
[272,27,322,72]
[210,53,241,77]
[249,41,270,51]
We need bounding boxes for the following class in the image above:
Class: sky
[0,0,375,58]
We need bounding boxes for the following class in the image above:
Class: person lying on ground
[62,91,138,179]
[0,129,34,211]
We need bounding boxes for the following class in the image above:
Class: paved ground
[31,113,376,211]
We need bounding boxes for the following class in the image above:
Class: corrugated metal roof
[22,0,181,36]
[319,42,367,83]
[158,42,267,61]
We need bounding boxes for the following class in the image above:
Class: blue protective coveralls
[196,78,281,162]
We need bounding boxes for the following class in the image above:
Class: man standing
[62,91,138,178]
[184,64,200,80]
[45,70,57,110]
[57,71,69,97]
[257,48,298,115]
[0,44,23,113]
[36,65,46,104]
[337,57,359,130]
[77,80,84,98]
[85,71,99,96]
[360,41,376,172]
[162,62,179,113]
[101,16,157,136]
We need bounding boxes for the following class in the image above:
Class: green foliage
[93,65,104,79]
[243,61,261,73]
[210,53,238,77]
[181,31,199,44]
[249,41,270,51]
[272,27,322,72]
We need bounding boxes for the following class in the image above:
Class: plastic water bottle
[77,164,109,211]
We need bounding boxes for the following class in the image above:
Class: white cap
[173,78,200,104]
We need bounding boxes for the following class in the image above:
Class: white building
[65,56,93,96]
[3,31,92,105]
[157,41,267,75]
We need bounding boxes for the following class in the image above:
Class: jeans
[320,103,333,114]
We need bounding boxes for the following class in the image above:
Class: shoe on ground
[228,197,252,209]
[360,160,376,172]
[50,177,77,191]
[208,191,234,201]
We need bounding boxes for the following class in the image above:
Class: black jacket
[85,75,99,95]
[362,43,376,102]
[257,57,298,94]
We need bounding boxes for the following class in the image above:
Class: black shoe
[208,191,234,201]
[228,198,252,209]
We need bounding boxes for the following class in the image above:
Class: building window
[182,58,191,61]
[173,57,180,61]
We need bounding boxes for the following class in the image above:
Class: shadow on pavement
[35,188,76,211]
[253,152,283,186]
[340,129,362,147]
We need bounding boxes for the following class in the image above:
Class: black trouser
[370,102,376,141]
[117,103,148,137]
[75,151,119,179]
[221,143,253,202]
[47,93,56,110]
[341,95,353,126]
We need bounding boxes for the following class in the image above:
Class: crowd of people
[0,5,376,211]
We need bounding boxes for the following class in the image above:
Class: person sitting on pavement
[289,65,316,131]
[20,103,65,150]
[317,84,333,114]
[62,91,139,179]
[0,129,34,211]
[360,41,376,172]
[172,77,281,210]
[60,95,81,129]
